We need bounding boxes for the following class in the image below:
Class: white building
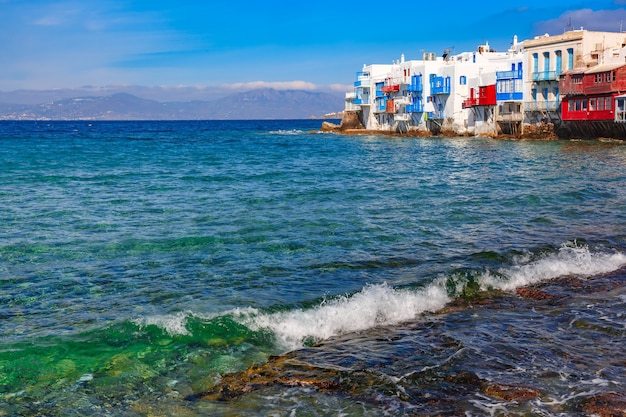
[345,38,525,135]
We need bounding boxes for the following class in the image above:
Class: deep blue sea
[1,120,625,416]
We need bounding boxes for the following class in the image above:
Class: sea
[1,119,625,416]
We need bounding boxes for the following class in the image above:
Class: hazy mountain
[0,89,345,120]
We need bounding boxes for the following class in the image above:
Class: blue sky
[1,0,626,100]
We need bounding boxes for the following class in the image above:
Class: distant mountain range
[0,89,345,120]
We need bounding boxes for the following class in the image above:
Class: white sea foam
[268,129,305,135]
[135,243,626,349]
[133,311,191,336]
[235,282,451,351]
[479,243,626,291]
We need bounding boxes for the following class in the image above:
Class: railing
[525,101,560,111]
[353,98,370,105]
[430,75,451,94]
[407,83,423,93]
[532,71,558,81]
[496,112,524,122]
[496,92,523,101]
[344,102,360,111]
[407,103,423,113]
[462,98,478,108]
[431,84,451,95]
[496,69,523,80]
[393,96,411,106]
[381,84,400,93]
[354,72,370,87]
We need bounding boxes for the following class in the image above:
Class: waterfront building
[345,40,524,135]
[522,29,626,127]
[343,28,626,138]
[559,55,626,138]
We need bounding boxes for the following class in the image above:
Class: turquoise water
[1,120,626,416]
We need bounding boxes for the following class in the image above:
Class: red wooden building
[559,63,626,138]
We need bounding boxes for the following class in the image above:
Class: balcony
[353,98,370,105]
[407,103,423,113]
[532,71,558,81]
[407,83,423,93]
[497,112,523,122]
[393,96,411,106]
[381,84,400,93]
[430,74,451,95]
[354,71,370,87]
[496,92,523,101]
[408,74,423,93]
[525,101,560,111]
[462,98,478,108]
[496,69,523,80]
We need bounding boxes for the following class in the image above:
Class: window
[543,52,550,72]
[533,53,539,73]
[460,75,467,85]
[555,50,562,74]
[606,97,613,110]
[567,48,574,70]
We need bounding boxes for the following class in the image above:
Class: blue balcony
[407,74,423,93]
[430,74,451,95]
[376,97,388,112]
[407,103,424,113]
[496,92,523,101]
[354,71,370,87]
[496,69,523,80]
[532,71,558,81]
[375,82,385,98]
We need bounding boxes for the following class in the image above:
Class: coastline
[320,111,560,140]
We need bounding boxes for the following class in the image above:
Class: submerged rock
[187,354,343,401]
[483,383,541,401]
[582,393,626,417]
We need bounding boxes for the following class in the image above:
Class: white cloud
[534,8,626,35]
[222,81,319,91]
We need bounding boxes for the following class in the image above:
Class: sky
[1,0,626,101]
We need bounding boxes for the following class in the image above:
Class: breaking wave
[136,242,626,352]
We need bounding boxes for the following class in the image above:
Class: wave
[478,241,626,291]
[135,242,626,352]
[268,129,306,135]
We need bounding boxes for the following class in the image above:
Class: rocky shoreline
[188,270,626,416]
[319,111,562,140]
